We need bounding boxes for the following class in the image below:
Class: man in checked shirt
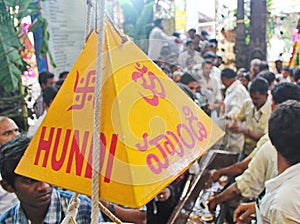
[0,135,104,224]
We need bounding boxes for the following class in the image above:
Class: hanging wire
[91,0,105,223]
[94,0,99,34]
[106,15,128,44]
[85,0,94,40]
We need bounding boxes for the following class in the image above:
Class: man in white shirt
[177,40,203,69]
[198,59,222,122]
[220,68,250,153]
[208,83,300,217]
[148,19,175,60]
[203,51,222,85]
[234,100,300,223]
[278,66,291,83]
[258,100,300,223]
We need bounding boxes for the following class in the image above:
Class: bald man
[0,117,19,215]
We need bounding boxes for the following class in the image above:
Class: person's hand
[227,120,246,134]
[156,187,171,202]
[233,202,256,224]
[207,196,218,213]
[209,169,221,182]
[219,101,225,114]
[207,104,215,111]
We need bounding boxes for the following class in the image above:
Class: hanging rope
[106,15,128,44]
[98,201,122,224]
[91,0,106,223]
[85,0,94,40]
[60,193,80,224]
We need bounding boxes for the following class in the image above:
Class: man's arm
[209,156,251,182]
[100,200,146,224]
[243,128,265,141]
[228,121,264,142]
[208,183,241,212]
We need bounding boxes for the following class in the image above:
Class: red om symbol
[132,63,166,106]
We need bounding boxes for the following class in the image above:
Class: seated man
[0,135,104,223]
[235,100,300,223]
[208,83,300,211]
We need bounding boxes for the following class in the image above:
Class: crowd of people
[0,19,300,224]
[146,20,300,223]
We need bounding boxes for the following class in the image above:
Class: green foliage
[0,0,52,129]
[118,0,154,52]
[266,0,272,11]
[117,0,138,24]
[0,0,55,92]
[294,46,300,66]
[245,19,250,45]
[29,16,56,67]
[0,0,27,92]
[5,0,41,23]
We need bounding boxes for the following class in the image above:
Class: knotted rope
[60,193,80,224]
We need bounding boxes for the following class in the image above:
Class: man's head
[0,135,53,208]
[239,72,250,89]
[203,51,216,63]
[186,40,195,52]
[282,66,290,79]
[215,55,223,68]
[237,68,247,78]
[249,77,269,109]
[0,117,19,147]
[186,57,196,70]
[250,58,261,80]
[180,72,199,93]
[221,68,237,88]
[194,34,201,43]
[269,100,300,165]
[187,28,196,39]
[201,59,213,77]
[154,19,163,28]
[258,60,269,72]
[258,71,276,90]
[43,86,58,110]
[275,59,282,73]
[271,82,300,110]
[200,30,209,40]
[38,71,55,90]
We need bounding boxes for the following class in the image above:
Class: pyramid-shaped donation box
[16,21,224,208]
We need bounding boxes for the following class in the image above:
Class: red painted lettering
[34,127,55,167]
[66,130,90,176]
[177,124,195,148]
[104,134,118,183]
[84,133,118,183]
[51,128,70,171]
[136,105,208,175]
